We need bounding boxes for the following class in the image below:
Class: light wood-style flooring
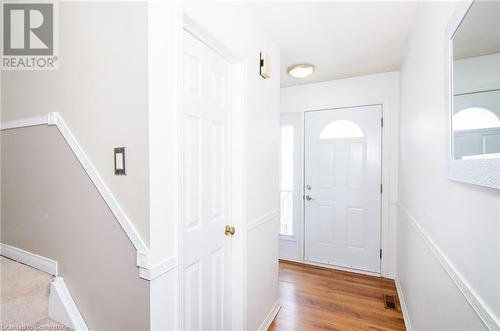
[269,260,406,331]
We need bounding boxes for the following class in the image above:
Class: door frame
[280,99,397,279]
[302,105,383,276]
[178,15,248,330]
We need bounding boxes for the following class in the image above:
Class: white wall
[147,2,180,330]
[398,2,500,330]
[280,71,400,278]
[181,3,281,330]
[453,53,500,95]
[1,2,150,245]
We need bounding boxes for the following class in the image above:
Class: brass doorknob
[225,225,235,236]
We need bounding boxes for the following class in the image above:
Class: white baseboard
[279,256,381,278]
[0,243,58,276]
[395,277,412,331]
[49,277,89,331]
[257,300,280,331]
[278,253,300,261]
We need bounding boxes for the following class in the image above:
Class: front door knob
[305,195,314,201]
[225,225,235,236]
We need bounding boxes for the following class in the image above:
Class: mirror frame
[447,0,500,190]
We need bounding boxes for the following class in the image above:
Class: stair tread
[1,256,54,326]
[1,256,53,301]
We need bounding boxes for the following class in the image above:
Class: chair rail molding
[248,209,280,232]
[1,113,174,280]
[399,203,500,331]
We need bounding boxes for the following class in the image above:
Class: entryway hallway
[1,1,498,330]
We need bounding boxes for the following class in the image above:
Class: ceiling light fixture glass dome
[287,63,315,78]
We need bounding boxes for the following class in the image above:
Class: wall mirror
[448,0,500,189]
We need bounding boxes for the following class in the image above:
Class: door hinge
[381,117,384,128]
[380,184,383,194]
[380,249,382,259]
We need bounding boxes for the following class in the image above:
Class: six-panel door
[182,30,232,330]
[304,106,382,273]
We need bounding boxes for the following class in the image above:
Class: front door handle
[225,225,235,236]
[305,195,314,201]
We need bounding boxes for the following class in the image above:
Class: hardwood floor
[269,260,406,331]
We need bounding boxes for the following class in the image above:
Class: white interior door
[304,106,382,273]
[182,30,232,330]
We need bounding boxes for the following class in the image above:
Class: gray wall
[1,126,150,330]
[1,1,150,245]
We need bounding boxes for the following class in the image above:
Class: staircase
[1,256,71,330]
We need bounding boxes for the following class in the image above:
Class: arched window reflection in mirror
[319,120,365,139]
[453,107,500,131]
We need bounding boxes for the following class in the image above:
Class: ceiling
[251,1,420,87]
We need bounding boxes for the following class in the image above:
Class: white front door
[182,29,232,330]
[304,105,382,273]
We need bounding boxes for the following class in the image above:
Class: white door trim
[302,104,384,276]
[179,14,248,331]
[303,105,382,274]
[281,100,396,279]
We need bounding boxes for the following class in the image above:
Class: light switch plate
[114,147,126,175]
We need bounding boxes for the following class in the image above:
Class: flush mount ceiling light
[287,63,315,78]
